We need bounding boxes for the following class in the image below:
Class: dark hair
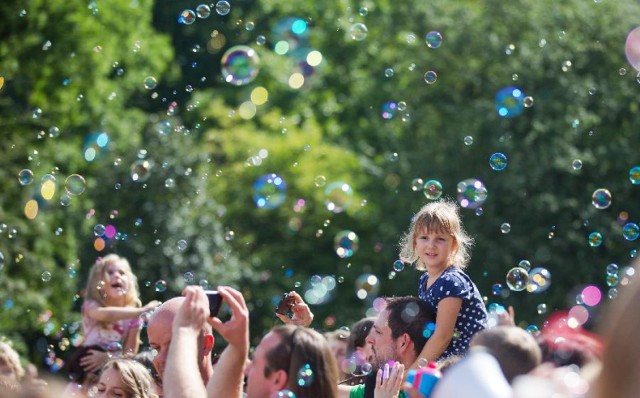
[264,325,339,398]
[346,318,375,356]
[384,296,435,357]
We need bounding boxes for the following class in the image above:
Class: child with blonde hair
[399,199,487,364]
[94,359,158,398]
[67,254,160,388]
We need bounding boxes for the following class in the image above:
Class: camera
[204,290,223,317]
[275,292,296,316]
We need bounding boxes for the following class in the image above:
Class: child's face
[103,262,130,301]
[414,227,457,271]
[95,366,128,398]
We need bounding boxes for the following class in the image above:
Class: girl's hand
[143,300,162,312]
[80,349,109,373]
[274,291,314,328]
[374,362,405,398]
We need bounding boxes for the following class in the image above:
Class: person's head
[366,296,435,367]
[399,199,473,270]
[245,325,339,398]
[470,326,542,383]
[85,254,141,307]
[346,317,375,361]
[323,329,350,369]
[0,341,24,381]
[133,351,161,395]
[95,359,155,398]
[147,297,214,387]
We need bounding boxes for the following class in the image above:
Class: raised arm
[85,300,161,323]
[164,287,209,398]
[206,286,249,398]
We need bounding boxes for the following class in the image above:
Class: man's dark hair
[385,296,435,357]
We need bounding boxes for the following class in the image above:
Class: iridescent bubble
[537,303,547,314]
[464,136,473,145]
[625,27,640,71]
[527,267,551,293]
[324,182,353,213]
[384,68,394,78]
[393,260,405,272]
[221,45,260,86]
[154,280,168,292]
[411,178,424,192]
[518,260,531,271]
[423,71,437,84]
[18,169,34,185]
[156,121,172,136]
[94,224,106,237]
[215,0,231,16]
[65,174,86,196]
[60,194,71,207]
[526,325,540,336]
[177,239,188,251]
[425,31,443,48]
[179,9,196,25]
[271,17,309,53]
[334,230,359,258]
[165,178,175,189]
[523,96,534,108]
[588,232,603,247]
[423,180,443,200]
[506,267,529,291]
[48,126,60,138]
[143,76,157,90]
[496,87,525,118]
[623,223,639,241]
[106,342,123,358]
[591,188,612,209]
[500,223,511,234]
[607,274,619,287]
[630,166,640,185]
[296,364,314,387]
[489,153,508,171]
[354,273,380,300]
[41,271,52,282]
[381,101,397,120]
[253,173,287,209]
[314,176,327,187]
[83,131,110,162]
[183,272,195,283]
[491,283,503,295]
[131,160,152,183]
[572,159,583,171]
[196,4,211,18]
[606,263,619,276]
[456,179,487,209]
[350,23,368,41]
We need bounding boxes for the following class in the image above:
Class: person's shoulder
[441,267,470,283]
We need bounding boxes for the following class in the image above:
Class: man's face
[366,309,398,366]
[245,331,283,398]
[147,309,174,386]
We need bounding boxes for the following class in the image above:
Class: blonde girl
[67,255,160,385]
[399,200,487,364]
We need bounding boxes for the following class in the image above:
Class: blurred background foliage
[1,0,639,368]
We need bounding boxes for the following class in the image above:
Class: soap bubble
[215,0,231,16]
[221,45,260,86]
[325,182,353,213]
[537,304,547,314]
[41,271,52,282]
[143,76,157,90]
[393,260,405,272]
[18,169,34,185]
[489,153,508,171]
[523,96,534,107]
[527,267,551,293]
[65,174,86,196]
[253,173,287,209]
[572,159,583,171]
[496,87,525,118]
[630,166,640,184]
[270,391,295,398]
[464,136,473,145]
[296,364,314,387]
[154,280,167,292]
[500,223,511,234]
[456,179,487,209]
[423,71,437,84]
[350,23,368,41]
[588,232,603,247]
[196,4,211,18]
[423,180,443,200]
[179,9,196,25]
[623,223,639,241]
[606,263,619,276]
[381,102,398,120]
[334,230,359,258]
[272,17,309,53]
[411,178,424,192]
[354,273,380,300]
[94,224,106,237]
[425,31,443,48]
[184,272,195,283]
[491,283,503,296]
[131,160,152,182]
[506,267,529,291]
[177,240,188,251]
[518,260,531,271]
[591,188,612,209]
[625,27,640,71]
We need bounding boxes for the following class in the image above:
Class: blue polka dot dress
[418,266,488,360]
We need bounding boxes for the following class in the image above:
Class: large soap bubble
[221,45,260,86]
[457,179,487,209]
[253,174,286,209]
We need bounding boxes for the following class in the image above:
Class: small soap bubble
[296,364,314,387]
[221,45,260,86]
[397,101,407,111]
[334,230,359,258]
[527,267,551,293]
[523,96,534,107]
[270,391,295,398]
[41,271,52,282]
[255,35,266,46]
[629,166,640,184]
[623,223,639,241]
[572,159,582,171]
[384,68,394,78]
[18,169,34,186]
[324,182,353,213]
[606,263,619,276]
[425,31,443,48]
[489,153,507,171]
[591,188,612,209]
[588,232,603,247]
[314,176,327,187]
[60,194,71,207]
[131,160,152,182]
[423,180,443,200]
[165,178,175,188]
[457,179,487,209]
[393,260,405,272]
[215,0,231,16]
[500,223,511,234]
[518,260,531,271]
[359,7,368,16]
[196,4,211,18]
[154,280,168,292]
[32,108,43,119]
[561,60,572,72]
[350,23,368,41]
[177,239,188,251]
[496,87,525,118]
[506,267,529,291]
[65,174,86,196]
[381,101,397,120]
[253,174,287,209]
[464,136,473,145]
[224,230,235,241]
[144,76,157,90]
[423,71,437,84]
[491,283,503,295]
[537,303,547,314]
[526,325,540,336]
[48,126,60,138]
[411,178,424,192]
[184,272,195,283]
[94,224,106,237]
[179,9,196,25]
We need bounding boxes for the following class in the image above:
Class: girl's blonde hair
[84,254,141,308]
[398,199,473,270]
[0,341,24,380]
[102,359,156,398]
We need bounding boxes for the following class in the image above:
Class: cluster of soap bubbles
[303,275,337,305]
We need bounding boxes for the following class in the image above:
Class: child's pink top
[81,299,142,347]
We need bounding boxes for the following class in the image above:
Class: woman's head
[85,254,141,307]
[399,199,473,270]
[95,359,155,398]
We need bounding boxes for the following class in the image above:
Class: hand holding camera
[274,291,314,328]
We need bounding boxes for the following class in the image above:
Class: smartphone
[204,290,223,317]
[275,293,296,316]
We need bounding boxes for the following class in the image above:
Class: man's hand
[209,286,249,351]
[274,291,314,328]
[173,286,209,336]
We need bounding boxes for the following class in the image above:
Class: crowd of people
[1,200,638,397]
